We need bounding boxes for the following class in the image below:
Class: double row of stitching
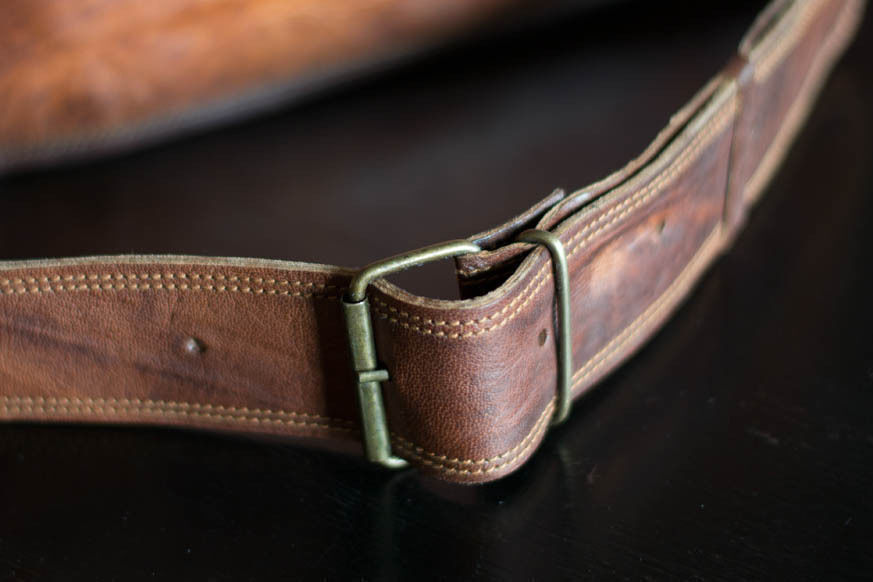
[0,396,354,426]
[369,97,736,338]
[752,0,828,82]
[0,272,337,288]
[391,398,555,467]
[0,399,355,433]
[0,394,557,474]
[570,225,723,392]
[392,401,556,476]
[0,272,342,299]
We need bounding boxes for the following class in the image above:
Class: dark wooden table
[1,1,871,579]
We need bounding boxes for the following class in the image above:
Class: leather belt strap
[0,0,863,483]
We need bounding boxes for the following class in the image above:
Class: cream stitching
[390,399,555,467]
[753,0,827,82]
[0,400,355,433]
[393,401,555,476]
[743,0,859,206]
[570,226,722,391]
[1,405,356,433]
[370,99,735,337]
[0,394,556,475]
[0,396,353,426]
[0,273,341,298]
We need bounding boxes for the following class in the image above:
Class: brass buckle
[342,231,572,469]
[342,240,481,468]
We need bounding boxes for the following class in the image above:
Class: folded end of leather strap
[0,0,864,485]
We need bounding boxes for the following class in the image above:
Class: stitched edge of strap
[570,225,723,392]
[367,98,736,338]
[0,395,554,472]
[753,0,828,82]
[0,396,354,428]
[390,398,555,467]
[392,401,556,476]
[0,272,342,299]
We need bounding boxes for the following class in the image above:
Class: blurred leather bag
[0,0,525,172]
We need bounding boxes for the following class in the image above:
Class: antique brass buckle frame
[342,231,572,469]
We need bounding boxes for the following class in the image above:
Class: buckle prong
[343,239,481,469]
[516,229,573,425]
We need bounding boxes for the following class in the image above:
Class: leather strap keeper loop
[515,229,573,426]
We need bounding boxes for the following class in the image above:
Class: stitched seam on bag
[390,399,555,467]
[369,99,735,337]
[0,273,341,298]
[0,404,355,433]
[0,396,354,428]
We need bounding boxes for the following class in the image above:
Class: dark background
[1,1,871,579]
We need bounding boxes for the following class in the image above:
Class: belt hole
[656,219,667,235]
[538,328,548,346]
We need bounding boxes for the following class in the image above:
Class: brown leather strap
[0,0,863,483]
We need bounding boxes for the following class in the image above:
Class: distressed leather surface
[0,0,525,172]
[0,0,863,483]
